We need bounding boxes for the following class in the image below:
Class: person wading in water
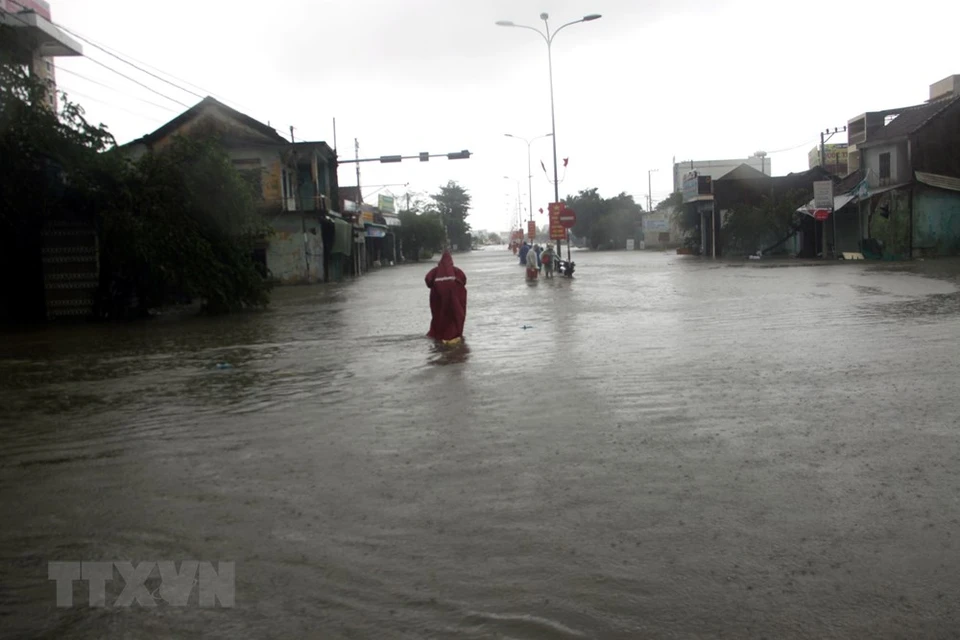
[424,250,468,345]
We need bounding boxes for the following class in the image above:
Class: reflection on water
[2,251,960,638]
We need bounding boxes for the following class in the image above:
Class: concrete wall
[641,210,683,248]
[868,189,911,256]
[864,142,909,187]
[266,214,323,284]
[913,186,960,256]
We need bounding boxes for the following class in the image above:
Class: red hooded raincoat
[425,251,467,341]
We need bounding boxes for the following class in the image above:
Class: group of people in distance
[517,241,557,280]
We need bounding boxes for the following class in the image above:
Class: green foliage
[0,44,122,322]
[101,136,272,315]
[564,189,642,249]
[656,191,683,212]
[722,189,808,255]
[431,180,472,250]
[667,192,702,252]
[398,210,446,261]
[0,45,271,321]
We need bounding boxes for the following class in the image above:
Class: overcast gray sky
[53,0,960,234]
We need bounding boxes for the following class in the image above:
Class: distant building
[0,0,80,110]
[672,155,771,193]
[808,143,849,176]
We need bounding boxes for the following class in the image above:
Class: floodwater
[2,248,960,638]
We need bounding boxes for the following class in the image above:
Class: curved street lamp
[496,12,602,259]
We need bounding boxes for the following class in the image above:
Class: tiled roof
[125,97,288,148]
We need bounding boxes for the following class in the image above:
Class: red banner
[527,221,537,239]
[548,202,567,240]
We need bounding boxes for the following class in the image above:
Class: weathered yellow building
[123,97,350,284]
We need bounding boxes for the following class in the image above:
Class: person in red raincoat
[425,250,468,343]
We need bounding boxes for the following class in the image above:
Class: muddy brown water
[2,249,960,638]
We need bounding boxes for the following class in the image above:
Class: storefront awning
[916,171,960,193]
[797,193,856,217]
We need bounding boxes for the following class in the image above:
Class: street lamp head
[582,13,602,21]
[539,12,549,20]
[504,133,515,138]
[495,20,515,26]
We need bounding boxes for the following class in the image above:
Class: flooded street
[3,248,960,638]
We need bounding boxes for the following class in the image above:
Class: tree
[398,210,446,261]
[722,189,808,255]
[1,41,120,322]
[100,135,272,316]
[663,192,701,252]
[487,232,502,245]
[431,181,472,251]
[562,189,642,249]
[0,42,271,322]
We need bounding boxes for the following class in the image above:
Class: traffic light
[420,152,429,162]
[447,150,471,160]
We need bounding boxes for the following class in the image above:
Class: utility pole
[354,138,362,276]
[820,126,847,170]
[647,168,658,212]
[820,126,847,258]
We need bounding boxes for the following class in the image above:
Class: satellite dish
[754,150,767,157]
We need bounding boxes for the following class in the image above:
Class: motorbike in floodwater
[556,259,575,278]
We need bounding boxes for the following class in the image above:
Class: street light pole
[496,12,602,265]
[504,176,523,238]
[505,133,552,240]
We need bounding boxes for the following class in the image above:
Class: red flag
[563,157,569,168]
[540,160,547,173]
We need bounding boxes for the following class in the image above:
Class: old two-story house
[122,97,352,284]
[845,75,960,257]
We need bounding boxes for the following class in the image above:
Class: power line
[2,8,189,108]
[56,66,179,113]
[766,139,818,155]
[76,54,190,108]
[57,84,167,123]
[56,22,205,101]
[52,22,262,117]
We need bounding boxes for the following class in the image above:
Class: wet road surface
[2,249,960,638]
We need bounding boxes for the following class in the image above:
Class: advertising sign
[813,181,834,210]
[527,220,537,240]
[377,194,395,213]
[682,172,713,203]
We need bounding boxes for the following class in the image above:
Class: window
[879,152,891,182]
